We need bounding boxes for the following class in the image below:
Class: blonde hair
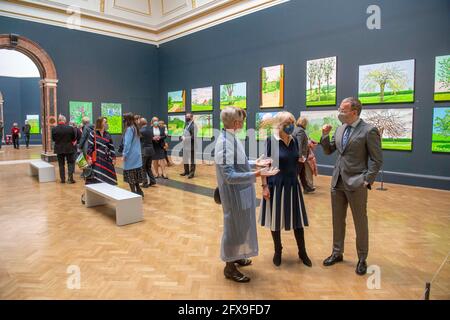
[221,107,247,129]
[82,116,90,125]
[296,116,308,128]
[260,111,295,131]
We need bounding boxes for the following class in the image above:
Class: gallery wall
[158,0,450,189]
[0,76,41,144]
[0,15,160,147]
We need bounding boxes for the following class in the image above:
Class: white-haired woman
[259,111,312,267]
[215,107,278,283]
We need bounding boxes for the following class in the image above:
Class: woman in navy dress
[259,112,312,267]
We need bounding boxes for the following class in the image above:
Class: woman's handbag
[76,153,88,169]
[214,187,221,204]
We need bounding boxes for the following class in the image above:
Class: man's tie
[342,125,352,149]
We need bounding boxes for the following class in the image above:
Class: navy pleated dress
[259,135,309,231]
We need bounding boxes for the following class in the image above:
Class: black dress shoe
[234,259,252,267]
[273,250,282,266]
[356,259,367,276]
[187,173,195,179]
[323,253,343,266]
[299,253,313,267]
[180,173,188,176]
[224,268,250,283]
[60,180,66,184]
[67,179,76,184]
[142,183,149,188]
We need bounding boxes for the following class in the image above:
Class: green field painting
[168,90,186,113]
[192,87,213,112]
[101,103,122,134]
[299,110,340,142]
[306,56,337,107]
[220,82,246,110]
[193,114,213,138]
[168,115,185,137]
[434,55,450,102]
[358,59,415,105]
[26,115,39,134]
[261,65,284,108]
[69,101,93,126]
[432,107,450,153]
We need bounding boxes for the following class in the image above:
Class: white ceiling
[0,0,289,45]
[0,49,40,78]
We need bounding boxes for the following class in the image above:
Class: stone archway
[0,34,58,160]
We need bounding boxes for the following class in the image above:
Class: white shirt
[153,127,160,136]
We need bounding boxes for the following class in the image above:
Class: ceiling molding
[0,0,290,46]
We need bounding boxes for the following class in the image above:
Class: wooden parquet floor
[0,146,449,299]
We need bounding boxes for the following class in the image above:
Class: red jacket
[11,127,20,137]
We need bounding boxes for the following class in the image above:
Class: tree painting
[306,56,337,106]
[361,108,413,151]
[69,101,93,126]
[192,87,213,112]
[168,115,185,136]
[220,82,246,109]
[168,90,186,113]
[193,113,213,138]
[26,115,39,134]
[255,112,280,140]
[358,59,415,104]
[434,55,450,102]
[432,107,450,153]
[299,111,340,142]
[261,65,284,108]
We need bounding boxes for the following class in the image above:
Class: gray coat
[293,126,309,158]
[214,131,258,262]
[321,119,383,191]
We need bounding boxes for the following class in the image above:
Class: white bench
[28,160,56,183]
[84,183,143,226]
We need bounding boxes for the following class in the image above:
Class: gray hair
[220,107,246,129]
[342,97,363,115]
[81,116,90,125]
[58,114,66,123]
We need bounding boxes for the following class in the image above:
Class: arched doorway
[0,91,4,140]
[0,34,58,160]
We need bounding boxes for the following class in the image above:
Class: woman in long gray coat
[215,107,278,283]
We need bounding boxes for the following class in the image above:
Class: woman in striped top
[86,117,118,185]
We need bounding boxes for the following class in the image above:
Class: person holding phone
[259,112,312,268]
[321,97,383,276]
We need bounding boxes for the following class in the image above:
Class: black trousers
[0,135,2,149]
[142,155,156,185]
[12,135,19,149]
[298,162,311,190]
[184,149,196,174]
[57,153,75,181]
[24,134,30,148]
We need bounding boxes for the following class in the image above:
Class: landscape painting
[193,113,214,138]
[168,90,186,113]
[26,115,39,134]
[220,119,247,140]
[192,86,213,112]
[306,56,337,107]
[358,59,415,104]
[361,108,413,151]
[101,103,122,134]
[299,110,340,142]
[432,107,450,153]
[434,55,450,102]
[220,82,247,109]
[69,101,93,126]
[261,65,284,108]
[168,115,185,137]
[255,112,280,141]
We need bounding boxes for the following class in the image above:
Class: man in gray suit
[321,97,383,275]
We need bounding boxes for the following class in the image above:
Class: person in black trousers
[22,120,31,148]
[139,118,156,188]
[52,115,76,184]
[180,113,197,179]
[0,120,3,149]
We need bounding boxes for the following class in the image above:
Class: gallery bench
[28,160,56,183]
[84,183,143,226]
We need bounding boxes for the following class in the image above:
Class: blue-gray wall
[158,0,450,189]
[0,15,160,147]
[0,76,41,144]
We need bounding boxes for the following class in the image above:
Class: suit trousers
[57,153,75,181]
[331,176,369,260]
[142,155,156,185]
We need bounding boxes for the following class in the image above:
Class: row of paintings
[168,107,450,153]
[68,101,123,134]
[168,54,450,113]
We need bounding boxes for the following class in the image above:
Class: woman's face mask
[153,121,159,127]
[283,123,295,135]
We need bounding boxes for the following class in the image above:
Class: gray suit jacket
[293,126,309,158]
[321,119,383,191]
